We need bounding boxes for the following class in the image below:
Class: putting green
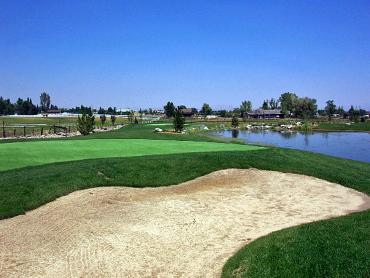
[0,139,263,171]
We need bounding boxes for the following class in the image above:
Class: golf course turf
[0,125,369,277]
[0,138,262,171]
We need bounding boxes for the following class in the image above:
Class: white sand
[0,169,369,278]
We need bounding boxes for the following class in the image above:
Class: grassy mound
[222,211,370,277]
[0,139,262,171]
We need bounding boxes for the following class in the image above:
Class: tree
[348,106,360,123]
[201,103,212,116]
[325,100,336,121]
[294,97,317,119]
[262,100,269,110]
[111,115,116,126]
[240,100,252,118]
[231,115,239,128]
[164,101,176,117]
[279,92,298,116]
[0,97,15,115]
[134,117,139,124]
[40,92,51,112]
[77,111,95,135]
[173,108,185,132]
[269,98,279,109]
[337,106,345,117]
[100,114,106,126]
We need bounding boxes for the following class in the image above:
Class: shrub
[77,111,95,135]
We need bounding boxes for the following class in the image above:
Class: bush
[77,112,95,135]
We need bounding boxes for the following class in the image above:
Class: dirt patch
[0,169,369,277]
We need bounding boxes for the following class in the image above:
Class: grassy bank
[1,148,369,220]
[315,121,370,132]
[222,210,370,277]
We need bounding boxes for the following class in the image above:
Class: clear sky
[1,0,369,110]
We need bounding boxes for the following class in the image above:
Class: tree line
[163,92,367,121]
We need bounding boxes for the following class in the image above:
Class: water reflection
[231,129,239,138]
[211,130,370,163]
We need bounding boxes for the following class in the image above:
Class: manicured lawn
[0,139,263,171]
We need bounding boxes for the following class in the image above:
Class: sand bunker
[0,169,369,277]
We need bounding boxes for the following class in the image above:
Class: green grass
[0,148,369,220]
[0,139,262,171]
[222,211,370,278]
[315,121,370,131]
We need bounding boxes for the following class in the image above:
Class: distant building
[247,109,285,119]
[116,108,131,113]
[180,108,197,117]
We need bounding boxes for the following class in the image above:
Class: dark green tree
[262,100,269,110]
[231,115,239,128]
[200,103,212,116]
[173,108,185,132]
[164,101,176,117]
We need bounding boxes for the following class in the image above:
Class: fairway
[0,139,263,171]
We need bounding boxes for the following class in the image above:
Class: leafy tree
[325,100,336,121]
[164,101,176,117]
[40,92,51,112]
[231,115,239,128]
[111,115,116,126]
[279,92,298,116]
[262,100,269,110]
[240,100,252,118]
[294,97,317,119]
[173,108,185,132]
[77,111,95,135]
[134,117,139,124]
[200,103,212,116]
[100,114,107,126]
[178,105,187,110]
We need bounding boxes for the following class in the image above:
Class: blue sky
[1,0,369,110]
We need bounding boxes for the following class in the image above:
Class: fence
[1,121,77,138]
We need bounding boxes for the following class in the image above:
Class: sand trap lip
[0,169,369,277]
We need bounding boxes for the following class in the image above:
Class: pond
[210,130,370,163]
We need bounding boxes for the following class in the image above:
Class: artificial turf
[0,138,262,171]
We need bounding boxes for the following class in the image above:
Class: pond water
[210,130,370,163]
